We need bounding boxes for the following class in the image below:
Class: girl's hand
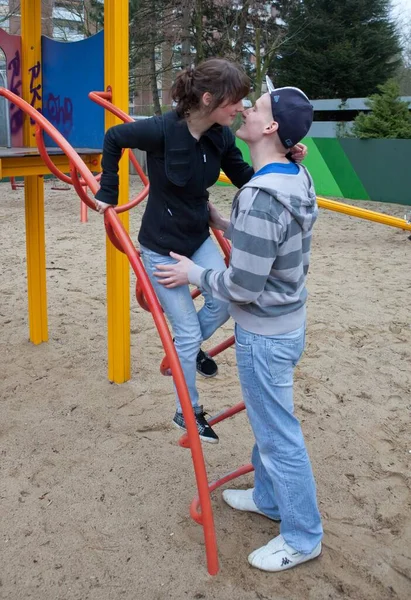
[95,200,112,214]
[290,143,308,163]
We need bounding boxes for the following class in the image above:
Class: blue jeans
[140,237,230,411]
[235,322,323,554]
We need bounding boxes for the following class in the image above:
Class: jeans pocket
[265,334,304,384]
[235,326,253,370]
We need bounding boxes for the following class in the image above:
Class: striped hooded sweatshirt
[188,164,318,335]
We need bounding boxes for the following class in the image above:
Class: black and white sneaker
[172,406,219,444]
[196,349,218,378]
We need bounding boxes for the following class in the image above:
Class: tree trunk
[149,44,162,115]
[253,27,263,100]
[180,0,192,68]
[161,39,174,108]
[193,0,203,65]
[42,0,54,37]
[234,0,250,59]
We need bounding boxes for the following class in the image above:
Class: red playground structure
[0,85,254,576]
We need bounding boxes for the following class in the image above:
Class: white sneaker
[248,534,322,572]
[222,488,279,521]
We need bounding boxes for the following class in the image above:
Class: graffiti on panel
[8,50,23,134]
[28,61,42,124]
[46,94,73,136]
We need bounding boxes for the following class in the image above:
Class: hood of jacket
[241,165,317,231]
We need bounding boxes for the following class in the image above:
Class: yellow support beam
[316,196,411,231]
[104,0,130,383]
[218,172,411,231]
[21,0,48,344]
[24,176,48,343]
[0,153,101,178]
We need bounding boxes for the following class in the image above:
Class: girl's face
[207,98,244,126]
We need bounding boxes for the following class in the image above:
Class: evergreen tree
[274,0,401,99]
[351,79,411,138]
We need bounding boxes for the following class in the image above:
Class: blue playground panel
[42,31,104,149]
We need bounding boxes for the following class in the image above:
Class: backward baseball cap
[266,75,313,149]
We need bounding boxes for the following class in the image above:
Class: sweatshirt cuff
[188,264,205,287]
[95,187,118,205]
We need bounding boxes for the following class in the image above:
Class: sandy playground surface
[1,177,410,600]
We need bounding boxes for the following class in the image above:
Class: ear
[263,121,279,137]
[202,92,213,107]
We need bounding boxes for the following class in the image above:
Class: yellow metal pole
[316,196,411,231]
[104,0,130,382]
[218,173,411,231]
[21,0,48,344]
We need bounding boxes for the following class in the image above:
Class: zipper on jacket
[199,141,206,191]
[199,141,206,163]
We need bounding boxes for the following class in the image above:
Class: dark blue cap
[269,87,313,148]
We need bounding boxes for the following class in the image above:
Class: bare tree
[1,1,102,37]
[0,0,20,34]
[129,0,184,114]
[191,1,284,95]
[51,0,102,39]
[396,16,411,95]
[181,0,192,68]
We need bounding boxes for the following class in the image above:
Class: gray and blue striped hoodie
[188,165,318,335]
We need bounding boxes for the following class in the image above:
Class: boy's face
[236,93,276,143]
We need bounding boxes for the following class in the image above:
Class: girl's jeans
[140,237,229,411]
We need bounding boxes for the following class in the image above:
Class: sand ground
[1,178,410,600]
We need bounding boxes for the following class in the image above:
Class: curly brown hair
[171,58,250,117]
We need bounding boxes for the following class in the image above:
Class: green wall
[222,138,411,206]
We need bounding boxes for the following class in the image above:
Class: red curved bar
[207,335,235,358]
[10,176,23,190]
[105,216,128,254]
[135,280,151,312]
[190,464,254,524]
[35,126,73,184]
[104,209,219,574]
[160,333,234,379]
[88,90,150,203]
[36,124,102,191]
[0,86,253,577]
[0,88,99,195]
[178,401,245,448]
[211,227,231,265]
[128,147,149,189]
[69,163,97,209]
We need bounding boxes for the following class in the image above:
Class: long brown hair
[171,58,250,116]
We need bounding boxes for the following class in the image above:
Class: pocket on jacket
[166,148,192,186]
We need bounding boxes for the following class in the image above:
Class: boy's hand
[208,201,229,232]
[95,199,112,214]
[154,252,194,288]
[290,143,308,163]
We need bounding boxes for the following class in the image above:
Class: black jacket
[95,110,254,256]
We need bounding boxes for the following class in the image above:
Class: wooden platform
[0,146,101,178]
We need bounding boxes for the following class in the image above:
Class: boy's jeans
[140,237,229,411]
[235,322,323,554]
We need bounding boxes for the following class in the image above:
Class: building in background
[310,97,411,137]
[1,1,99,40]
